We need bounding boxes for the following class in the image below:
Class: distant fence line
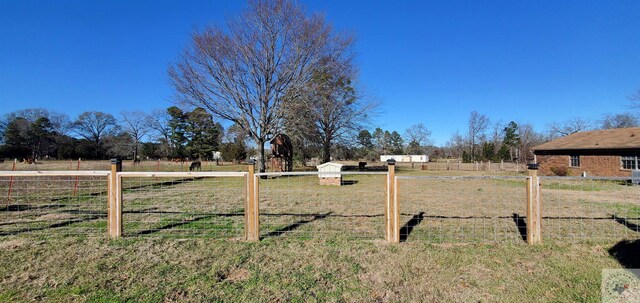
[418,160,527,172]
[1,161,638,244]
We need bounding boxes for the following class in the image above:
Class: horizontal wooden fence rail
[118,171,248,178]
[0,171,111,177]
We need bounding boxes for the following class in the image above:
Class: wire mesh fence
[1,168,637,243]
[397,176,529,243]
[0,159,247,173]
[120,160,224,172]
[0,172,109,237]
[120,172,247,238]
[256,172,387,240]
[397,175,639,243]
[541,176,640,241]
[417,161,527,173]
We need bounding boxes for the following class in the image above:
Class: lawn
[0,235,637,302]
[0,161,638,302]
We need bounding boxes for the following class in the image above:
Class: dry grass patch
[0,235,635,302]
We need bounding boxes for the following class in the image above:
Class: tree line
[1,103,637,165]
[0,107,225,162]
[444,107,639,164]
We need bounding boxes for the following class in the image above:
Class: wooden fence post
[245,162,260,241]
[526,164,542,244]
[108,158,122,238]
[385,159,399,243]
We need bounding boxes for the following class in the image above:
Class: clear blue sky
[1,0,639,145]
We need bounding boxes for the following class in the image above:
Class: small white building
[380,155,429,163]
[317,162,343,186]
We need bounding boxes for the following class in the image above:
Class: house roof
[532,127,640,152]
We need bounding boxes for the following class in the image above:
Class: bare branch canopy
[169,0,353,172]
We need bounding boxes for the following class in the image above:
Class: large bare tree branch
[546,117,593,139]
[169,0,349,171]
[121,111,150,160]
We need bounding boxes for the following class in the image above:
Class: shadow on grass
[1,204,67,212]
[340,180,359,186]
[0,208,170,236]
[0,214,107,236]
[512,213,527,242]
[608,239,640,278]
[136,215,209,235]
[133,212,245,235]
[261,212,333,239]
[612,215,640,233]
[400,212,425,242]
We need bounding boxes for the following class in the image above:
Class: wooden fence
[2,159,638,243]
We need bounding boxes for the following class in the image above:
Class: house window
[621,155,638,170]
[570,155,580,167]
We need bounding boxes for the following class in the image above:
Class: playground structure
[269,133,293,172]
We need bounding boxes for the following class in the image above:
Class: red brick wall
[537,155,570,176]
[319,177,341,186]
[537,154,631,177]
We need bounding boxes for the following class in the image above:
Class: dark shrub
[550,166,569,176]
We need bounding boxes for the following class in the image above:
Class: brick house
[532,127,640,177]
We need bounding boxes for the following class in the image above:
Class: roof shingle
[532,127,640,151]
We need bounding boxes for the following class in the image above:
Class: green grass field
[0,161,638,302]
[0,236,638,302]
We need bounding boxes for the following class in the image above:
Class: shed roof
[317,162,344,169]
[532,127,640,152]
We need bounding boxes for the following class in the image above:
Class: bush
[550,166,569,176]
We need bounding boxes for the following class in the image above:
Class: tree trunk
[258,139,267,173]
[322,139,331,163]
[95,141,101,160]
[133,141,139,161]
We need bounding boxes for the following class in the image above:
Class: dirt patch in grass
[225,268,250,282]
[0,238,28,250]
[38,213,74,221]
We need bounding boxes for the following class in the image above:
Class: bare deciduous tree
[629,89,640,109]
[467,111,489,160]
[518,123,544,162]
[546,117,593,139]
[489,120,503,147]
[74,111,118,159]
[169,0,351,172]
[600,113,639,129]
[121,111,150,161]
[285,55,374,163]
[146,109,172,158]
[4,108,71,135]
[404,123,432,147]
[445,131,466,159]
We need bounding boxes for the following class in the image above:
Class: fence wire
[397,176,639,243]
[397,176,528,243]
[0,175,108,237]
[120,174,246,238]
[2,169,637,243]
[0,160,235,173]
[417,161,527,173]
[541,177,640,241]
[257,172,386,240]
